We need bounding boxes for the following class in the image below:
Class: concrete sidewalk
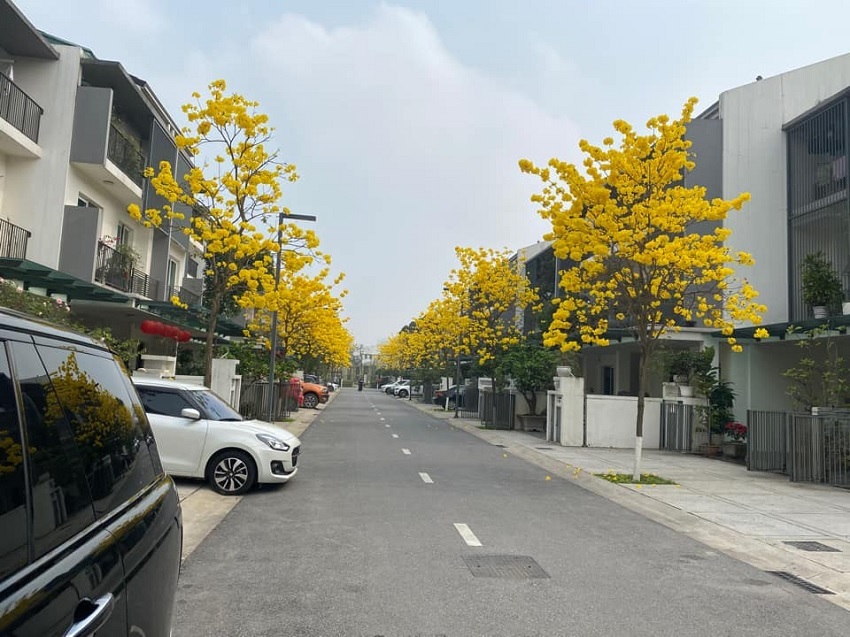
[406,397,850,611]
[177,390,338,560]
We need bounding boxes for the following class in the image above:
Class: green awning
[142,300,246,338]
[0,258,130,303]
[712,313,850,341]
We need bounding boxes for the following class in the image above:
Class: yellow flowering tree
[445,247,539,371]
[244,268,353,372]
[129,80,317,386]
[520,98,768,479]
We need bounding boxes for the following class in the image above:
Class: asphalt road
[172,388,849,637]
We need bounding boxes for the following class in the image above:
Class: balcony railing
[167,284,201,308]
[107,123,145,187]
[0,72,43,143]
[95,241,149,295]
[0,217,31,259]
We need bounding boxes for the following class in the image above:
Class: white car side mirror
[181,407,201,420]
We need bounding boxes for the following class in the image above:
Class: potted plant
[722,421,747,459]
[801,251,842,319]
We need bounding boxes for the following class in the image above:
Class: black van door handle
[64,593,115,637]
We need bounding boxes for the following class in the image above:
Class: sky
[15,0,850,348]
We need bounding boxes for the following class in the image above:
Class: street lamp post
[266,212,317,422]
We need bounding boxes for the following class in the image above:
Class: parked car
[433,385,466,407]
[384,379,408,394]
[393,381,412,398]
[0,308,182,636]
[133,377,301,495]
[301,380,330,408]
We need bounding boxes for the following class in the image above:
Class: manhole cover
[462,555,549,579]
[783,541,840,553]
[766,571,834,594]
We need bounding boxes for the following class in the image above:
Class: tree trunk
[203,293,221,388]
[633,349,649,481]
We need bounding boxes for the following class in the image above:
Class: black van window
[0,344,28,580]
[9,341,95,557]
[35,346,156,517]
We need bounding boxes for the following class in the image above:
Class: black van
[0,309,182,636]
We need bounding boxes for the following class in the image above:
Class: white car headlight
[256,433,291,451]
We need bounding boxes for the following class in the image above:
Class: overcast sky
[15,0,850,347]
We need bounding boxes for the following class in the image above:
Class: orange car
[300,379,329,409]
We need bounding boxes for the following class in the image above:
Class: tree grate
[783,541,840,553]
[766,571,834,594]
[462,555,549,579]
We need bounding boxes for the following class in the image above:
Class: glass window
[35,346,156,517]
[0,344,28,580]
[191,389,243,422]
[136,387,193,418]
[9,341,95,557]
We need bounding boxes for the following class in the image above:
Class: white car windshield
[192,389,244,421]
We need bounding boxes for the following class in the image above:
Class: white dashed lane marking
[453,523,482,547]
[402,448,411,455]
[419,472,433,484]
[392,434,399,438]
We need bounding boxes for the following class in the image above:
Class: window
[116,223,133,247]
[77,196,98,208]
[137,387,193,418]
[0,344,28,580]
[186,259,199,278]
[191,389,243,421]
[9,341,95,557]
[34,346,156,517]
[167,259,178,288]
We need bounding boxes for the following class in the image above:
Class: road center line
[454,523,482,547]
[419,472,433,484]
[392,434,399,438]
[380,417,385,421]
[402,448,411,455]
[385,424,391,428]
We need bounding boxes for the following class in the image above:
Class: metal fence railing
[659,402,695,452]
[0,217,31,260]
[458,385,479,419]
[749,409,850,487]
[0,71,43,143]
[747,410,789,473]
[107,123,145,187]
[239,381,299,421]
[479,390,514,429]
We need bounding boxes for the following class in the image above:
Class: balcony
[107,123,144,187]
[0,72,43,158]
[167,284,202,308]
[0,217,31,260]
[94,241,151,296]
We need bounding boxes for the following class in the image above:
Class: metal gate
[747,410,788,473]
[789,413,850,486]
[479,391,515,429]
[659,402,695,452]
[239,381,297,421]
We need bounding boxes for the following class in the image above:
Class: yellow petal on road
[503,453,507,458]
[545,475,551,481]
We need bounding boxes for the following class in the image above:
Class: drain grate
[783,541,840,553]
[535,447,555,450]
[766,571,834,594]
[462,555,549,579]
[493,444,507,448]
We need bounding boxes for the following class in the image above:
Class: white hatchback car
[133,377,301,495]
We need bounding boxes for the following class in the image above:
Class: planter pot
[556,366,574,378]
[722,442,747,459]
[679,385,695,397]
[699,443,722,457]
[812,305,828,319]
[672,374,688,385]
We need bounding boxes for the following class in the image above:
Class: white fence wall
[586,395,662,449]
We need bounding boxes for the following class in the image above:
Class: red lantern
[153,321,168,336]
[177,330,191,343]
[164,324,179,338]
[140,320,158,334]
